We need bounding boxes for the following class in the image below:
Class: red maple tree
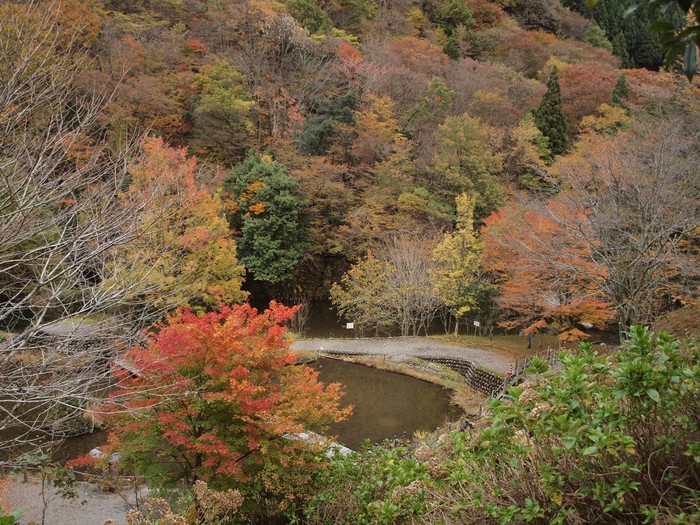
[482,201,614,341]
[74,302,350,504]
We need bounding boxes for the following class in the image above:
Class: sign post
[473,320,480,341]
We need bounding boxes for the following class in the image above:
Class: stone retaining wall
[421,356,504,395]
[320,350,505,396]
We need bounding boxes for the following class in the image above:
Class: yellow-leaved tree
[431,193,483,335]
[112,136,248,314]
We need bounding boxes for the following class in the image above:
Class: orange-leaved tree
[482,201,614,342]
[75,302,350,508]
[110,136,247,313]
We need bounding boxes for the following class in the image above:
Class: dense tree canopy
[224,155,308,284]
[118,137,248,312]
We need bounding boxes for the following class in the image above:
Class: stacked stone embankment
[421,356,504,395]
[317,349,505,396]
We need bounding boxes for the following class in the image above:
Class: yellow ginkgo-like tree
[431,193,483,335]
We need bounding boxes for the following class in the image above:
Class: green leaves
[647,388,660,402]
[297,91,358,156]
[582,445,599,456]
[0,510,22,525]
[682,41,697,80]
[562,435,577,450]
[305,327,700,524]
[191,60,254,163]
[431,192,483,324]
[625,0,698,79]
[225,155,308,283]
[684,442,700,462]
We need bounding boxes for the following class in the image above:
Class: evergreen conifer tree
[612,33,634,68]
[444,37,460,60]
[534,66,568,156]
[612,72,630,110]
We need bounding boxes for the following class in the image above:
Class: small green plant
[17,451,78,525]
[304,326,700,524]
[0,510,22,525]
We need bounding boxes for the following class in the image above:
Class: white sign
[473,321,480,327]
[346,322,354,329]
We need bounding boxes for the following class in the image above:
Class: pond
[310,358,461,450]
[57,358,460,460]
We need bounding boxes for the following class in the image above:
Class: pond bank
[317,354,486,415]
[292,336,512,401]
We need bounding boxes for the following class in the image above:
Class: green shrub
[304,326,700,524]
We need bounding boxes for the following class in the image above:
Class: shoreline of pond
[291,335,513,375]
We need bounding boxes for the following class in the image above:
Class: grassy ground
[292,348,321,362]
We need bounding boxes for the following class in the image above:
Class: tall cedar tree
[612,72,631,110]
[534,66,568,156]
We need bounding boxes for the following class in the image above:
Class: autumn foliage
[74,303,350,506]
[115,136,247,312]
[482,202,615,340]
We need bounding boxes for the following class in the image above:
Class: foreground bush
[72,303,351,519]
[305,326,700,524]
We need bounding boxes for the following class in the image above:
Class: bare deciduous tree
[0,2,188,459]
[331,234,440,337]
[547,117,700,338]
[382,235,441,336]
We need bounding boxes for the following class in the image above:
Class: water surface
[59,359,460,459]
[311,358,461,450]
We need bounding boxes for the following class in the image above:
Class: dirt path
[4,474,147,525]
[292,336,512,374]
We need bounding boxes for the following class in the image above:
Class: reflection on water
[54,429,109,464]
[311,358,461,450]
[59,359,461,460]
[271,300,615,342]
[302,301,351,338]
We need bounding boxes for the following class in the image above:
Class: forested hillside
[2,0,700,522]
[96,0,700,336]
[9,0,692,339]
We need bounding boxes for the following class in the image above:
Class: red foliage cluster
[481,202,615,340]
[70,303,350,498]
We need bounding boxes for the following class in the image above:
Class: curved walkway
[291,336,512,375]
